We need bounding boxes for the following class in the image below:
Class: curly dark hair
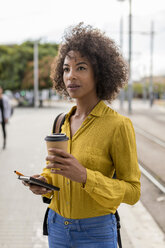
[51,22,128,101]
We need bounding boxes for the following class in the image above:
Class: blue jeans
[48,209,117,248]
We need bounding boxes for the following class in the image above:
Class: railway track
[135,125,165,149]
[135,125,165,191]
[135,125,165,233]
[139,163,165,194]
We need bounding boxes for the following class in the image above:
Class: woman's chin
[68,92,81,99]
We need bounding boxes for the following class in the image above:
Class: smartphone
[18,175,60,191]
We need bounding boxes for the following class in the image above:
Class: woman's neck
[74,97,100,119]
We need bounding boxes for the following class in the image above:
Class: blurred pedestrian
[0,86,11,149]
[23,23,141,248]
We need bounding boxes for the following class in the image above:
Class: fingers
[46,155,72,172]
[48,148,70,158]
[29,185,52,195]
[32,175,47,182]
[46,163,64,170]
[46,149,71,170]
[22,180,30,187]
[32,174,41,178]
[50,168,68,176]
[22,174,52,195]
[46,155,66,166]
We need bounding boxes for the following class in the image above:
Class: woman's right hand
[22,174,52,195]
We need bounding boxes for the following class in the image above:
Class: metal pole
[34,40,39,108]
[117,0,125,110]
[128,0,132,114]
[119,15,125,110]
[120,15,123,50]
[142,66,147,103]
[149,21,154,107]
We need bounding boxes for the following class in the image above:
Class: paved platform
[0,100,165,247]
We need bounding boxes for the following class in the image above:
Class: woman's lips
[67,84,80,90]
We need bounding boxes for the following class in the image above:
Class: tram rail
[139,163,165,194]
[134,125,165,194]
[135,125,165,149]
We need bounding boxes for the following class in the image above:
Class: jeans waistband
[49,209,115,225]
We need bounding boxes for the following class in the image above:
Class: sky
[0,0,165,80]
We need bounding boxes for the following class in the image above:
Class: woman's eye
[78,66,86,71]
[63,67,69,72]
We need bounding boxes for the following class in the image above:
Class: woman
[0,86,11,149]
[25,23,141,248]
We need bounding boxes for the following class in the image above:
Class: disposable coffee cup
[45,133,69,155]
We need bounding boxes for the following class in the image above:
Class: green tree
[0,41,59,91]
[22,56,54,89]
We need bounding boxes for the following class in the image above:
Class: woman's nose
[67,69,76,80]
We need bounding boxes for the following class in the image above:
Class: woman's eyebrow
[76,62,88,66]
[63,62,88,67]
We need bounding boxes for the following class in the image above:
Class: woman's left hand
[46,148,87,184]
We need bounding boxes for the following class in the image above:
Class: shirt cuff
[81,168,96,193]
[42,192,53,199]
